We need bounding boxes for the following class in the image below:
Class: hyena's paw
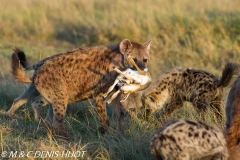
[52,128,73,141]
[43,120,75,140]
[97,124,109,134]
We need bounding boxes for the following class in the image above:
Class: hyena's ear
[120,39,132,54]
[143,39,152,51]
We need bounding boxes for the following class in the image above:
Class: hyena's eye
[143,58,148,63]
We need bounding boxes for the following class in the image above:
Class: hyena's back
[150,119,228,160]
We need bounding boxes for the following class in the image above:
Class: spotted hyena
[224,75,240,159]
[150,119,228,160]
[6,39,152,137]
[141,63,237,120]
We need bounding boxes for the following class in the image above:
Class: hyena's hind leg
[6,84,39,119]
[43,105,54,130]
[192,103,208,119]
[190,92,211,119]
[31,96,48,120]
[34,81,69,138]
[210,95,224,121]
[44,94,69,138]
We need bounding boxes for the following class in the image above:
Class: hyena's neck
[142,69,185,111]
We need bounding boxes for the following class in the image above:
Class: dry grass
[0,0,239,159]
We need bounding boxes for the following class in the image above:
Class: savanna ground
[0,0,240,159]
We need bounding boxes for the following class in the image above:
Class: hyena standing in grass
[150,119,228,160]
[6,39,152,137]
[224,75,240,160]
[142,63,237,120]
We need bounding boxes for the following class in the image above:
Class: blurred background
[0,0,240,159]
[1,0,240,78]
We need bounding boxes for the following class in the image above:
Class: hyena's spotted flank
[224,75,240,160]
[7,39,152,138]
[150,119,228,160]
[142,63,237,120]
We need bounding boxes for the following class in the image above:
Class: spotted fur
[6,39,152,138]
[150,119,228,160]
[142,63,237,120]
[225,75,240,160]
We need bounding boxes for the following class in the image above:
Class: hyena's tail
[225,107,240,150]
[11,48,33,83]
[13,48,36,70]
[217,63,238,88]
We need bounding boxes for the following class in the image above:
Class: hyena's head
[141,86,170,118]
[119,39,152,70]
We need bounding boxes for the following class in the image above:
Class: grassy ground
[0,0,240,159]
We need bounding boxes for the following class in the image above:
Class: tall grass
[0,0,239,159]
[1,0,240,77]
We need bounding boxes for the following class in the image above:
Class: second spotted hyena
[7,39,152,137]
[150,119,228,160]
[142,63,237,120]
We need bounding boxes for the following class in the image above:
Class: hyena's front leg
[31,96,48,120]
[6,84,39,119]
[112,95,125,133]
[163,96,183,119]
[94,94,109,134]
